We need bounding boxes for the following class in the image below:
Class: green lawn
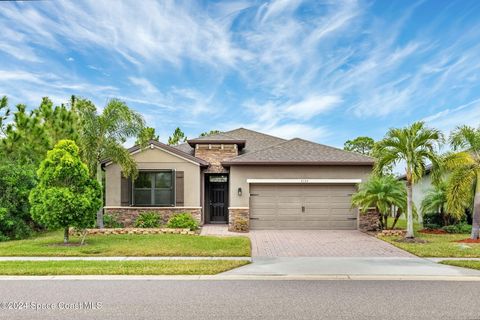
[439,260,480,271]
[387,217,422,231]
[380,233,480,257]
[0,260,249,275]
[0,231,251,257]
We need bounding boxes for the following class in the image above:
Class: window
[133,171,175,206]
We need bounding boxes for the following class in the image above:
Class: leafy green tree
[73,97,145,227]
[200,130,221,137]
[136,127,159,145]
[0,97,77,165]
[421,181,453,226]
[344,136,375,155]
[444,125,480,239]
[351,175,407,230]
[375,122,443,238]
[168,127,187,145]
[29,140,101,244]
[0,161,37,241]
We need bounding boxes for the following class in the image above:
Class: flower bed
[377,229,407,237]
[69,228,196,236]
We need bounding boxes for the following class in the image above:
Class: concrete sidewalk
[223,257,480,277]
[0,256,251,261]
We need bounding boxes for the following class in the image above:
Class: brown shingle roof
[222,138,374,165]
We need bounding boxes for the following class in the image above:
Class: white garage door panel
[250,184,357,230]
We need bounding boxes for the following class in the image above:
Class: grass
[439,260,480,271]
[0,231,251,257]
[386,217,422,231]
[0,260,249,275]
[380,233,480,257]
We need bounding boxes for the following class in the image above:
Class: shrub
[441,223,472,234]
[103,214,124,228]
[423,223,441,230]
[0,161,38,241]
[134,212,161,228]
[29,140,102,244]
[167,213,198,231]
[423,212,443,226]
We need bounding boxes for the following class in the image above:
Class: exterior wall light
[237,187,242,196]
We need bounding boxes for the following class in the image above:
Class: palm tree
[445,125,480,239]
[73,97,145,227]
[375,122,443,238]
[351,175,407,230]
[421,181,451,226]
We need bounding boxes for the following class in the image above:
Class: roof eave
[221,161,375,166]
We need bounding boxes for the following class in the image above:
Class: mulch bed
[456,239,480,244]
[48,243,86,247]
[419,229,447,234]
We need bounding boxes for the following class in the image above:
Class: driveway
[249,230,414,257]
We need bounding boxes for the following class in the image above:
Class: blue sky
[1,0,480,147]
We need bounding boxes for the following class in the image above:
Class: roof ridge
[225,127,287,141]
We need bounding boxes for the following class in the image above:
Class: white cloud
[283,95,342,120]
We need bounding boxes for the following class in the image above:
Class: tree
[136,127,159,145]
[0,161,37,241]
[73,97,145,228]
[344,136,375,155]
[421,181,452,226]
[0,97,77,165]
[445,125,480,239]
[351,175,407,230]
[29,140,101,244]
[375,121,443,238]
[200,130,221,137]
[168,127,187,145]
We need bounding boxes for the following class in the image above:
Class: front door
[207,175,228,223]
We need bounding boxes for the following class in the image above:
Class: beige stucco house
[102,128,374,232]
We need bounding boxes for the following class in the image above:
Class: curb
[0,274,479,281]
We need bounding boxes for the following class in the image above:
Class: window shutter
[121,174,132,206]
[175,171,184,206]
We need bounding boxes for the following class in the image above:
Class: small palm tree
[375,122,443,238]
[445,125,480,239]
[421,181,451,226]
[73,97,145,227]
[352,175,407,230]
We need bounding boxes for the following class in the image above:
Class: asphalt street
[0,280,479,319]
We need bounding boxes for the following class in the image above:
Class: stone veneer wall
[228,208,250,232]
[194,144,238,173]
[358,209,381,232]
[104,207,202,227]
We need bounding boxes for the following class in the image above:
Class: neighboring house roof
[101,140,209,167]
[222,138,375,166]
[397,164,432,180]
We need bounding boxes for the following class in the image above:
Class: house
[398,165,433,222]
[102,128,374,232]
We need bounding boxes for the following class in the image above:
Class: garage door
[249,184,357,230]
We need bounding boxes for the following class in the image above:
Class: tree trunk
[471,175,480,240]
[384,214,388,230]
[96,162,104,229]
[406,179,415,238]
[64,227,69,244]
[391,207,402,230]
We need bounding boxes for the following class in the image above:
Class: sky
[1,0,480,148]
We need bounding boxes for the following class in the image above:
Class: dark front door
[207,175,228,223]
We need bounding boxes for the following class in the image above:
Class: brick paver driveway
[249,230,414,257]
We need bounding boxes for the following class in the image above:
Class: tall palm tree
[421,181,451,226]
[375,122,443,238]
[73,97,145,227]
[445,125,480,239]
[351,175,407,230]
